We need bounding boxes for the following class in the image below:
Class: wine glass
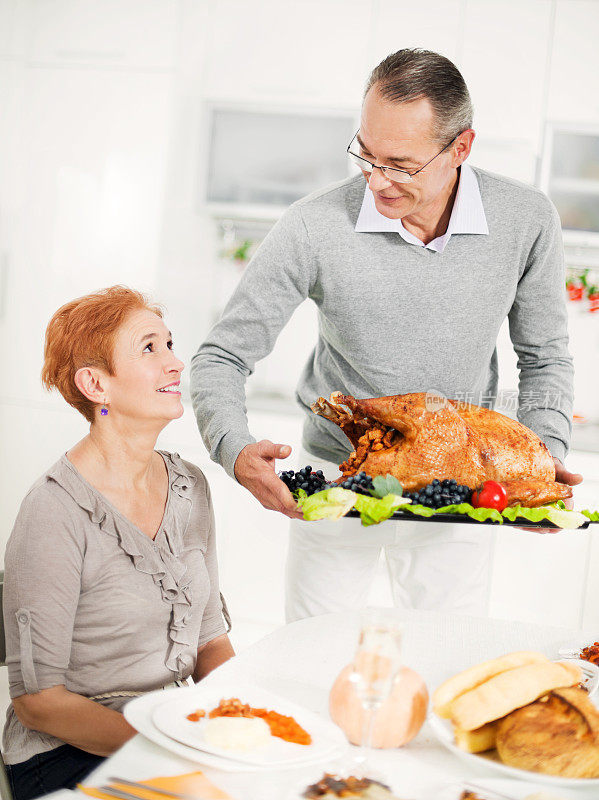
[349,608,403,776]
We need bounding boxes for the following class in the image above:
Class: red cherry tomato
[471,480,507,512]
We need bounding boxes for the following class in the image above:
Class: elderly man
[191,49,582,621]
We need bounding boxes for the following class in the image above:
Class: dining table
[80,609,598,800]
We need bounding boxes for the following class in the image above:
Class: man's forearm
[515,347,574,463]
[190,350,256,478]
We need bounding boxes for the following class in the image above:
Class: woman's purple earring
[100,403,108,416]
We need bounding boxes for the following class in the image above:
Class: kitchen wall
[1,0,599,643]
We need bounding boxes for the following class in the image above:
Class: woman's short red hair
[41,285,163,422]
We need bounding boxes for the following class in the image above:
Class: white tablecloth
[85,610,595,799]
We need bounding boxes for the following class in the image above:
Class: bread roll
[433,652,549,718]
[496,687,599,778]
[449,660,581,731]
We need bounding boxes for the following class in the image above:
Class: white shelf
[205,201,286,223]
[551,177,599,194]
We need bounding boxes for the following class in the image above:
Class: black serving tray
[345,509,593,530]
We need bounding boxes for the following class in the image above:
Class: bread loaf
[433,651,548,718]
[449,660,581,731]
[496,687,599,778]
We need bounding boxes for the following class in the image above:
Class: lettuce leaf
[297,486,597,529]
[402,500,588,528]
[353,493,410,526]
[502,504,588,529]
[297,486,356,521]
[401,502,504,524]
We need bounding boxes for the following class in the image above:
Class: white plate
[555,657,599,697]
[124,687,273,772]
[287,772,401,800]
[289,773,593,800]
[428,711,599,790]
[431,777,597,800]
[558,636,598,661]
[150,678,347,768]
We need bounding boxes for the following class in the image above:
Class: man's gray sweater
[191,168,574,478]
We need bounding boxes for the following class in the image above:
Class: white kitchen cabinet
[0,0,24,57]
[460,0,551,167]
[0,400,89,552]
[0,58,23,321]
[0,66,173,402]
[202,0,370,107]
[548,1,599,126]
[369,0,463,66]
[568,305,599,422]
[469,140,538,185]
[20,0,179,69]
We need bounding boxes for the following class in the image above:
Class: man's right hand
[234,440,303,519]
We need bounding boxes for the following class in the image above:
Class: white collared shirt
[354,162,489,253]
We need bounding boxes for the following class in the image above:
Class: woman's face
[103,308,185,423]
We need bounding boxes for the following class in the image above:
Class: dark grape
[408,479,473,508]
[339,471,375,496]
[279,466,329,497]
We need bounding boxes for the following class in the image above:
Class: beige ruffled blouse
[2,451,226,765]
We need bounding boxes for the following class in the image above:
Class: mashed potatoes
[203,715,271,751]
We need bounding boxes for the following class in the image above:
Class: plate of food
[433,778,596,799]
[280,392,598,530]
[290,773,588,800]
[429,650,599,788]
[290,771,403,800]
[558,638,599,665]
[150,679,347,767]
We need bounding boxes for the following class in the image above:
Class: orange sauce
[189,697,312,745]
[250,707,312,745]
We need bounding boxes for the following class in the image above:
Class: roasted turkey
[311,391,572,507]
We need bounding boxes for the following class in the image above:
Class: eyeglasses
[346,131,459,184]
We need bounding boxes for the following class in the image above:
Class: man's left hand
[517,458,583,530]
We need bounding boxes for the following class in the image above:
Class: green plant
[232,239,252,262]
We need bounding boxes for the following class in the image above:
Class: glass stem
[355,705,378,774]
[363,706,377,749]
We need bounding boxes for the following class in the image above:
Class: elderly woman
[3,286,234,800]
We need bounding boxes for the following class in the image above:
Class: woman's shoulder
[8,458,88,552]
[19,457,81,515]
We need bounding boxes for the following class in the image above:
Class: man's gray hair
[365,49,473,142]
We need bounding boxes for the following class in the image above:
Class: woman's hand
[234,441,303,518]
[12,685,136,757]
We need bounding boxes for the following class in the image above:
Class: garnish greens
[295,478,595,529]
